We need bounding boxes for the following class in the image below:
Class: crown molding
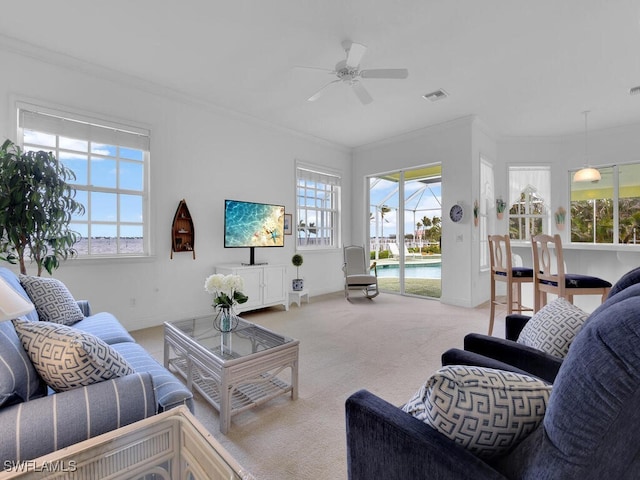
[0,34,350,154]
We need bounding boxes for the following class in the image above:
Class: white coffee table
[164,316,299,434]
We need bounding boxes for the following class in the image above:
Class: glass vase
[213,305,239,332]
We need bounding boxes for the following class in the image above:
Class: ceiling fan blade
[345,42,367,69]
[360,68,409,79]
[351,81,373,105]
[307,79,341,102]
[294,65,336,74]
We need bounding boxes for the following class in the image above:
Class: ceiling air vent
[630,86,640,96]
[423,89,449,102]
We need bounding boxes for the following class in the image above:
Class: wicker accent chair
[343,245,379,299]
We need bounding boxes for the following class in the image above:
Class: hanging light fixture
[573,110,601,182]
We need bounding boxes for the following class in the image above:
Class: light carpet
[132,291,503,480]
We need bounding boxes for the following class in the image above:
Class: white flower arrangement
[204,274,248,308]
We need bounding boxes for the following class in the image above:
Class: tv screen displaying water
[224,199,285,248]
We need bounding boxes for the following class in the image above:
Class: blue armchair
[345,282,640,479]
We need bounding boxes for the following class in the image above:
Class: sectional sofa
[0,267,193,465]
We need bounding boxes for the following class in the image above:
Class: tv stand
[241,262,268,266]
[215,263,288,313]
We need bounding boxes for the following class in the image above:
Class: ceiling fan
[300,41,409,105]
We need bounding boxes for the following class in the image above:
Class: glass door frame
[367,163,442,298]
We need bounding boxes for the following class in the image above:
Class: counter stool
[488,234,534,335]
[531,233,611,312]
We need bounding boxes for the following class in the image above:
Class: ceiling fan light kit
[304,41,408,105]
[573,110,601,183]
[573,166,601,182]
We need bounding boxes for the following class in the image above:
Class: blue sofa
[0,267,193,465]
[345,281,640,479]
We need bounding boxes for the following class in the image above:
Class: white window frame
[479,156,495,271]
[16,101,151,258]
[508,166,551,242]
[569,162,640,245]
[295,161,341,251]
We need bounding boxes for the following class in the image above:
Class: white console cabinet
[215,264,288,313]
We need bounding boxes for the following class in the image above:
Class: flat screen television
[224,199,285,265]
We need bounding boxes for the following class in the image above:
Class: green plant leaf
[0,139,84,275]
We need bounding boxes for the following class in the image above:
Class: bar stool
[531,233,612,311]
[488,234,534,336]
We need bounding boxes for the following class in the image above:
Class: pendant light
[573,111,601,182]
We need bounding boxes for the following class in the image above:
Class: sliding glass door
[370,175,400,292]
[368,165,442,298]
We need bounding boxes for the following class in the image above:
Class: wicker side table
[2,406,254,480]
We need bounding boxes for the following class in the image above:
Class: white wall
[352,116,482,307]
[353,114,640,313]
[472,119,498,306]
[497,124,640,312]
[0,47,351,331]
[3,42,640,324]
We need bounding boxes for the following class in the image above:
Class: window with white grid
[508,166,550,241]
[296,164,341,250]
[18,102,150,257]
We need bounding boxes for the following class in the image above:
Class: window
[508,166,550,240]
[296,163,341,249]
[570,163,640,244]
[18,103,150,256]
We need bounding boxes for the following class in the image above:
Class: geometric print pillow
[517,297,589,358]
[19,274,84,325]
[11,318,134,392]
[402,365,552,459]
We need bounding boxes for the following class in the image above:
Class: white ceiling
[2,0,640,148]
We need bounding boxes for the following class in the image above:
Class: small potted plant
[291,254,304,291]
[496,197,507,220]
[473,200,479,227]
[555,206,567,230]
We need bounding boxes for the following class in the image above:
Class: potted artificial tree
[291,254,304,291]
[0,139,84,275]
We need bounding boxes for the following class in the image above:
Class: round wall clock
[449,203,464,223]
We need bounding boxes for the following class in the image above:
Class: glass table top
[168,316,295,361]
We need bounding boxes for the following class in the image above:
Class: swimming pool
[376,263,442,279]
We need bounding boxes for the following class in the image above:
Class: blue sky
[369,178,442,238]
[24,130,145,238]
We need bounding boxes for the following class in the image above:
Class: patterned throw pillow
[12,318,134,392]
[402,366,552,459]
[19,275,84,325]
[517,298,589,358]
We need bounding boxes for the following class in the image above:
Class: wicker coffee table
[164,316,299,434]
